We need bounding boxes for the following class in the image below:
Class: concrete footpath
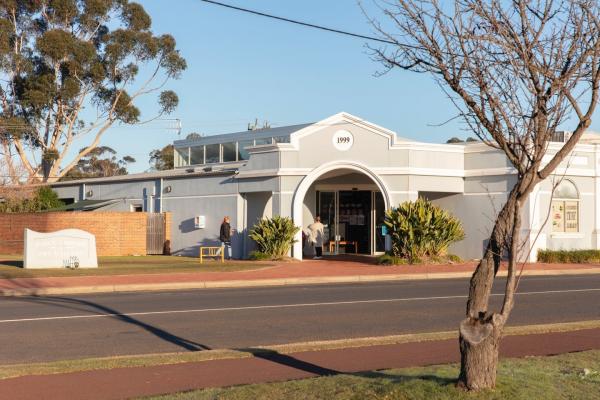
[2,259,600,296]
[1,328,599,400]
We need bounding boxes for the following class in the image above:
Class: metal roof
[173,123,313,147]
[51,165,241,187]
[49,199,121,211]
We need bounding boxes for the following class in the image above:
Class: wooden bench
[328,241,358,254]
[199,246,224,263]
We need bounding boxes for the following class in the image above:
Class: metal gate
[147,213,166,255]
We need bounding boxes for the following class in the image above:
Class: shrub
[248,251,271,261]
[537,249,600,264]
[384,198,465,261]
[248,216,300,259]
[376,254,408,265]
[447,254,463,263]
[0,186,64,213]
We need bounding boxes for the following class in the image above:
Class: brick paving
[1,257,599,293]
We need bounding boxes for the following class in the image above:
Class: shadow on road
[239,348,339,376]
[17,295,211,352]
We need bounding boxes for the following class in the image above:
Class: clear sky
[88,0,600,173]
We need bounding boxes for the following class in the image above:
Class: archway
[292,161,392,260]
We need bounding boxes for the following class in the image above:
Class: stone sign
[23,229,98,269]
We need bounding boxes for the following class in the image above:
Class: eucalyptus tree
[0,0,186,183]
[366,0,600,390]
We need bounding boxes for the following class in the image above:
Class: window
[175,147,189,167]
[205,144,220,164]
[238,140,253,160]
[254,137,272,145]
[273,135,290,144]
[551,180,579,233]
[222,142,237,162]
[190,146,204,165]
[131,204,143,212]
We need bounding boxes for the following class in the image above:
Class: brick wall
[0,212,156,256]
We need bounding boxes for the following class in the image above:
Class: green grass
[537,249,600,264]
[0,255,274,279]
[144,350,600,400]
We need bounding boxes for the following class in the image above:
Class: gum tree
[0,0,186,183]
[366,0,600,390]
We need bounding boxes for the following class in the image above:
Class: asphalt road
[0,274,599,364]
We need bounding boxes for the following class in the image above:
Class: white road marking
[1,288,599,324]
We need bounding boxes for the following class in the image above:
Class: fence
[0,212,171,256]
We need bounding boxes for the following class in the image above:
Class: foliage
[375,254,408,265]
[446,137,478,144]
[248,216,300,259]
[376,253,462,266]
[384,199,465,262]
[148,144,174,171]
[62,146,135,179]
[185,132,203,140]
[0,1,186,183]
[0,186,63,213]
[248,251,272,261]
[537,249,600,264]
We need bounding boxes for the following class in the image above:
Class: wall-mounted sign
[332,130,354,151]
[194,215,206,229]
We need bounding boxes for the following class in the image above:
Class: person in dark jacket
[219,216,233,260]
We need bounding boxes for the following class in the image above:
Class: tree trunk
[458,314,503,390]
[457,194,516,390]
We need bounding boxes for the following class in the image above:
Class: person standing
[219,216,233,260]
[307,216,325,259]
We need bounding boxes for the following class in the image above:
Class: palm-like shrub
[384,199,465,261]
[249,216,300,259]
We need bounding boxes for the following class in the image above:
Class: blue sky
[86,0,600,173]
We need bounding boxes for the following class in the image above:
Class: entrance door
[316,190,380,255]
[338,191,371,254]
[317,191,337,254]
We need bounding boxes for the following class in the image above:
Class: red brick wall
[0,212,150,256]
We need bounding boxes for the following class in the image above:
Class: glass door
[373,191,386,254]
[317,191,338,255]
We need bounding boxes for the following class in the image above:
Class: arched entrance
[292,161,392,260]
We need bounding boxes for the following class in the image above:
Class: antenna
[158,118,182,135]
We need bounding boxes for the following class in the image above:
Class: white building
[52,112,600,261]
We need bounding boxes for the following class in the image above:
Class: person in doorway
[219,216,233,260]
[307,216,325,259]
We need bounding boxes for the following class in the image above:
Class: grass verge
[0,255,274,279]
[1,320,599,381]
[143,349,600,400]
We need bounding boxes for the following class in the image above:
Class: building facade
[51,112,600,261]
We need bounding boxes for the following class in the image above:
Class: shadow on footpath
[17,295,211,352]
[238,348,339,376]
[236,348,459,386]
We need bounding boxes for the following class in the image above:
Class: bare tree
[365,0,600,390]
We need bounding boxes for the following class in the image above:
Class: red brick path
[1,328,599,400]
[1,258,599,292]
